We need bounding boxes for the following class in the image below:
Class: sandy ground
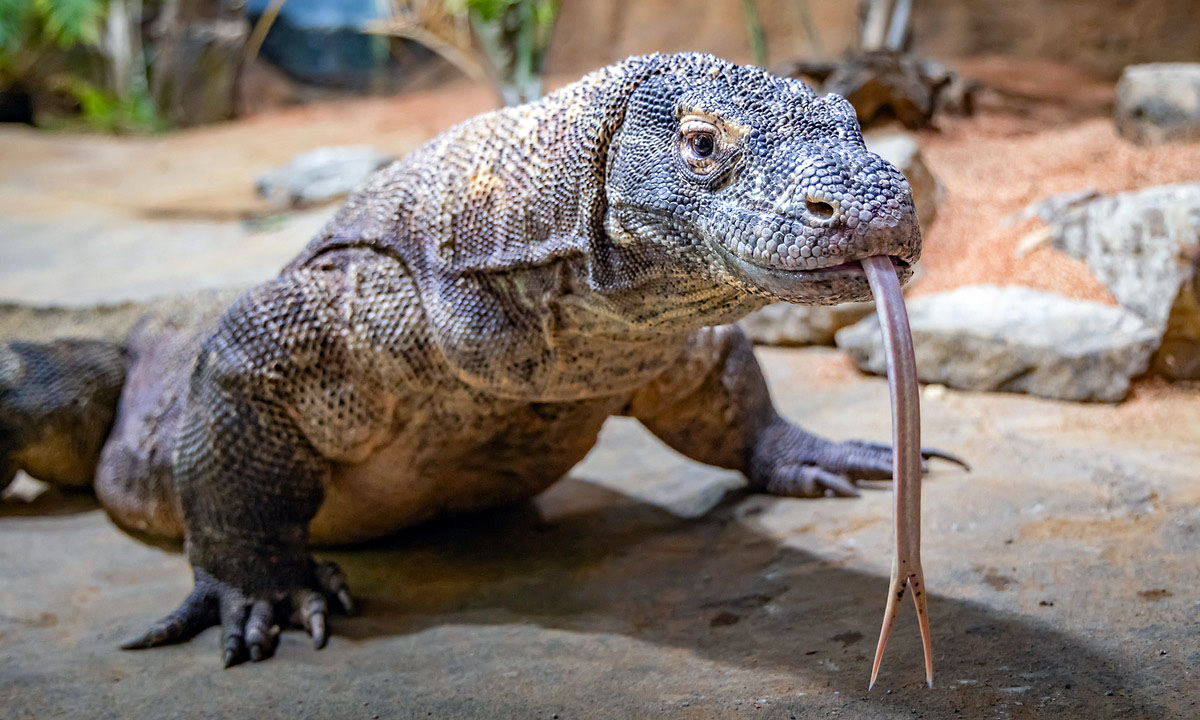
[1,59,1198,718]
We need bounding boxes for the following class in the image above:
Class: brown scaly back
[280,53,919,401]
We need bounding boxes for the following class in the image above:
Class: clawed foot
[749,420,969,498]
[121,560,353,667]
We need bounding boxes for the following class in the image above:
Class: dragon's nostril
[805,198,836,220]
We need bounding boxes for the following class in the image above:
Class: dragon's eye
[688,132,714,158]
[679,118,720,168]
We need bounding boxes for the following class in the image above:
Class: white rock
[741,263,925,347]
[835,285,1158,402]
[1114,63,1200,145]
[256,146,394,208]
[1050,183,1200,379]
[739,301,875,346]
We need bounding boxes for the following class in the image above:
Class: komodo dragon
[0,52,962,672]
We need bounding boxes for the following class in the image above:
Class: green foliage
[741,0,767,68]
[446,0,507,23]
[0,0,36,53]
[68,78,164,133]
[0,0,105,51]
[447,0,560,105]
[35,0,105,47]
[0,0,167,133]
[452,0,558,39]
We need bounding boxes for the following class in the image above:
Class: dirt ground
[1,58,1198,719]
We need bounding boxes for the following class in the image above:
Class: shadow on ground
[308,477,1160,718]
[0,474,1181,719]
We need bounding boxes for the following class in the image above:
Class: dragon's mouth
[793,256,912,275]
[733,245,913,275]
[714,237,914,303]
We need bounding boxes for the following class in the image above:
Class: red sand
[912,60,1200,302]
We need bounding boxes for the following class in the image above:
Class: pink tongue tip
[859,256,933,690]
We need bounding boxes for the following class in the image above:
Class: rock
[741,263,926,347]
[256,146,394,208]
[1011,188,1101,226]
[1114,63,1200,145]
[573,417,746,519]
[739,301,875,346]
[835,285,1158,402]
[1050,183,1200,379]
[864,130,942,229]
[778,52,977,131]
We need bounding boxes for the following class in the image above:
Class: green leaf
[466,0,517,23]
[35,0,105,48]
[0,0,36,52]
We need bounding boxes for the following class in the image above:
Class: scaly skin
[0,53,962,667]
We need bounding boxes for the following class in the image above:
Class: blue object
[246,0,385,30]
[246,0,402,90]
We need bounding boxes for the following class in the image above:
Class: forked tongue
[861,255,933,690]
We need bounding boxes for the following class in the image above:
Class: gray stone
[256,146,394,208]
[1114,63,1200,145]
[1050,183,1200,379]
[573,417,747,519]
[0,206,330,306]
[864,130,941,229]
[1011,188,1101,226]
[835,285,1158,402]
[740,300,876,346]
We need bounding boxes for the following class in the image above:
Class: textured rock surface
[836,285,1158,402]
[1114,63,1200,145]
[741,133,937,347]
[1050,183,1200,379]
[739,300,875,346]
[256,146,394,208]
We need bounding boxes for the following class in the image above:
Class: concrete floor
[1,106,1198,718]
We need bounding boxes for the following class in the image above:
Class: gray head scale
[605,54,920,305]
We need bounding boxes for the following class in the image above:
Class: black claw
[120,585,215,650]
[120,623,173,651]
[838,440,970,476]
[921,447,971,472]
[765,464,863,499]
[119,633,159,651]
[121,562,351,665]
[243,599,274,661]
[822,472,861,498]
[222,637,246,668]
[310,612,327,650]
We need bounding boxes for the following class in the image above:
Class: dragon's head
[605,54,920,305]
